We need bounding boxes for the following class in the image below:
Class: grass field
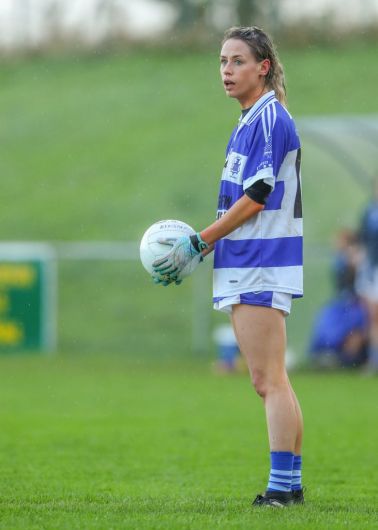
[0,354,377,529]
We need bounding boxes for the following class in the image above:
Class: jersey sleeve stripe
[243,167,275,190]
[262,109,269,142]
[267,105,272,136]
[272,102,277,130]
[261,102,278,142]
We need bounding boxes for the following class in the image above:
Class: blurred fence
[55,242,212,357]
[0,240,318,357]
[0,239,330,358]
[31,240,330,358]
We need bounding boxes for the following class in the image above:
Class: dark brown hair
[222,26,287,106]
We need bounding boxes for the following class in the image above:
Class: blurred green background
[1,42,377,358]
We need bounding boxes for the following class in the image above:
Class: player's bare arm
[200,195,264,246]
[152,196,263,280]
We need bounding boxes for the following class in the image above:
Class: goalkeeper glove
[152,233,208,280]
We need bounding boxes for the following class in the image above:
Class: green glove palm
[152,236,199,280]
[151,273,182,287]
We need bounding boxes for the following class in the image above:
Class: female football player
[153,26,304,508]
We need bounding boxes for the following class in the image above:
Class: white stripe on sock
[267,481,291,492]
[270,469,292,476]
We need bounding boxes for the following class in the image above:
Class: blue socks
[266,452,303,492]
[291,454,302,491]
[267,451,294,492]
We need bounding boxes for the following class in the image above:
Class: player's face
[220,39,270,108]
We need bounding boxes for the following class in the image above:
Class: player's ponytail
[222,26,287,107]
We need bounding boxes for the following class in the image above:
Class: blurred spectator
[213,324,243,373]
[355,179,378,373]
[308,229,369,369]
[213,324,298,374]
[333,229,361,292]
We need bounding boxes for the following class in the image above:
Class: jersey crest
[230,155,242,178]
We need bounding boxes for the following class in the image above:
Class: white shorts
[355,261,378,302]
[213,291,293,316]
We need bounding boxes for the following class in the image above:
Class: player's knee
[251,369,268,398]
[251,369,288,398]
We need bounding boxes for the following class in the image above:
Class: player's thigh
[231,304,287,378]
[366,299,378,324]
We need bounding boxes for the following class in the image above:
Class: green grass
[0,354,376,529]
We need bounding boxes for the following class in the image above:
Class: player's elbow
[243,195,265,217]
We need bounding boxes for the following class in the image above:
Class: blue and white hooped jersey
[213,90,303,301]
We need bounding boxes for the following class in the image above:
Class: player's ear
[259,59,270,78]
